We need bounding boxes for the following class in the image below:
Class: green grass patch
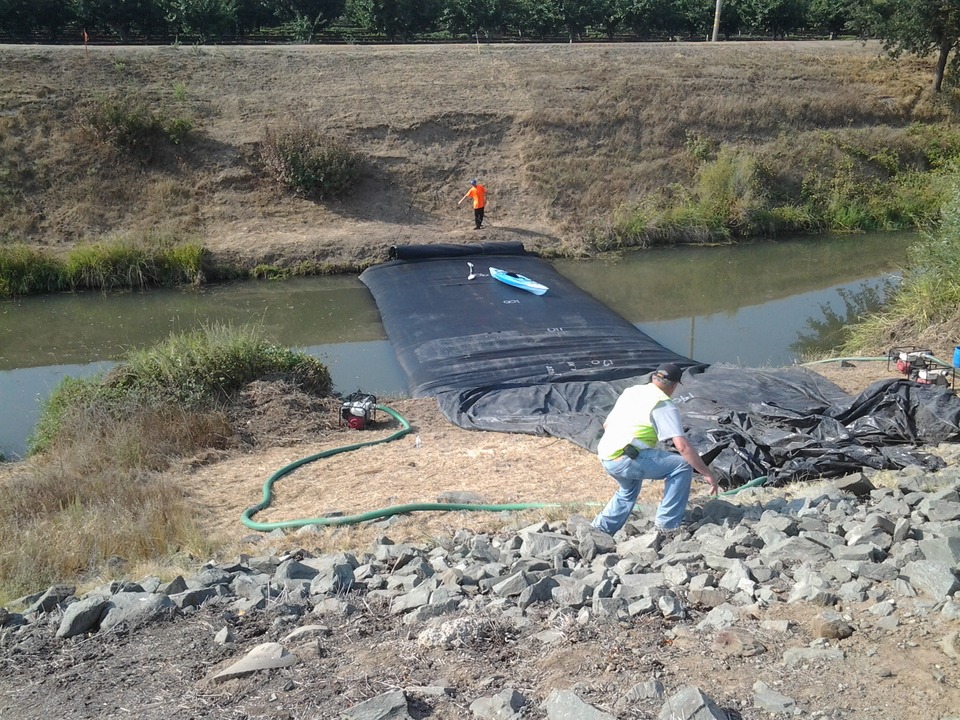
[0,243,64,296]
[0,236,208,297]
[605,125,960,249]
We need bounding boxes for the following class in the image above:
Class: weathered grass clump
[261,124,363,199]
[0,325,331,602]
[79,95,192,163]
[0,236,207,297]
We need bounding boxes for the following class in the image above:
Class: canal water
[0,233,909,459]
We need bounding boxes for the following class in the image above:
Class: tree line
[1,0,956,90]
[0,0,888,44]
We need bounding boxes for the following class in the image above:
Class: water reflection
[791,280,896,358]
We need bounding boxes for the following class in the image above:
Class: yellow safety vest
[596,383,672,460]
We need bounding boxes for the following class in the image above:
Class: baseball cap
[654,363,683,384]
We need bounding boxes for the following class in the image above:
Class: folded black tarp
[360,243,960,487]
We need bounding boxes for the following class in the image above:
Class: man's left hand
[703,472,719,496]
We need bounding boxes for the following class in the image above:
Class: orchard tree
[163,0,239,40]
[512,0,564,39]
[672,0,716,38]
[559,0,594,39]
[441,0,499,37]
[738,0,808,39]
[348,0,440,40]
[623,0,671,37]
[850,0,960,92]
[276,0,345,40]
[3,0,76,38]
[72,0,169,40]
[235,0,279,34]
[592,0,628,38]
[807,0,848,38]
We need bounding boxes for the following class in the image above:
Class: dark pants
[474,206,484,229]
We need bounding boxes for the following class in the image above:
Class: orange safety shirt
[467,184,486,209]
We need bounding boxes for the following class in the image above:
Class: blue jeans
[592,449,692,535]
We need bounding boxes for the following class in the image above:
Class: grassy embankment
[0,325,331,603]
[839,171,960,357]
[2,44,960,294]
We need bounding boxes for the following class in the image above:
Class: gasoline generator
[340,391,378,430]
[886,346,956,389]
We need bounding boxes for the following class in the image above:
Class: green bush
[114,323,332,408]
[261,124,363,199]
[606,133,960,250]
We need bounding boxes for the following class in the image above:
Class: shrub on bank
[0,325,331,602]
[0,243,62,296]
[31,323,332,454]
[261,124,363,199]
[79,95,193,164]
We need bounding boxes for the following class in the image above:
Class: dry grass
[0,41,955,265]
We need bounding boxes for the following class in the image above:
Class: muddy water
[0,233,908,458]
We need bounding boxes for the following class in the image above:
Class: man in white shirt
[592,363,718,536]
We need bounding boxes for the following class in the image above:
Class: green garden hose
[801,353,953,368]
[241,404,595,532]
[800,356,888,365]
[720,475,767,496]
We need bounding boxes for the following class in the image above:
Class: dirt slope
[0,41,942,267]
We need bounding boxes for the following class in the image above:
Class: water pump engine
[886,346,955,389]
[340,392,377,430]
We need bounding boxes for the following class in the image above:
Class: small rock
[212,642,298,682]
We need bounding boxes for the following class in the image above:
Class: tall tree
[849,0,960,92]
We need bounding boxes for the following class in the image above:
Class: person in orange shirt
[458,179,487,229]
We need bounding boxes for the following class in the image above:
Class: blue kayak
[489,266,549,295]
